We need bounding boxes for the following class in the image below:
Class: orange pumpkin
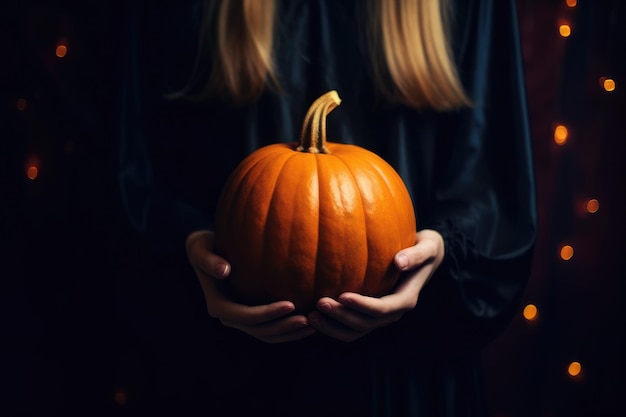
[214,91,416,313]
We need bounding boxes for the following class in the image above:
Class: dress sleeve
[408,0,537,353]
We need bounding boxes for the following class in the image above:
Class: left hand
[307,229,444,342]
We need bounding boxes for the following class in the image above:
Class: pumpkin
[214,91,416,313]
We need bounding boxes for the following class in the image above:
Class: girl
[117,0,536,415]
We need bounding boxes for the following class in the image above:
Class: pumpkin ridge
[261,151,318,308]
[215,151,269,253]
[364,155,416,291]
[339,148,415,226]
[328,152,370,296]
[313,152,323,304]
[332,150,403,295]
[261,151,302,302]
[221,144,290,218]
[237,148,295,304]
[311,152,365,302]
[235,148,291,234]
[357,152,417,245]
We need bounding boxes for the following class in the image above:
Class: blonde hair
[177,0,470,110]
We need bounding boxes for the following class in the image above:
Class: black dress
[115,0,536,415]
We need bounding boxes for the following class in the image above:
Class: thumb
[186,230,231,279]
[394,230,443,271]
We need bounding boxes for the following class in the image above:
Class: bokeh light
[603,78,616,92]
[523,304,539,321]
[56,44,68,58]
[586,198,600,213]
[27,166,39,180]
[559,24,572,37]
[560,245,574,261]
[566,0,577,7]
[554,124,568,145]
[568,361,582,377]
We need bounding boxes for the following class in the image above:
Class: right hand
[185,230,316,343]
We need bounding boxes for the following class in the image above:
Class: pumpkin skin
[214,91,416,314]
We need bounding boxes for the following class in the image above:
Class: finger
[197,256,231,279]
[196,269,298,324]
[187,232,231,279]
[336,265,433,317]
[223,315,316,343]
[208,294,297,326]
[335,293,403,318]
[317,297,402,331]
[307,311,369,343]
[394,238,438,272]
[224,301,298,326]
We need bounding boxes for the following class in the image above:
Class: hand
[186,230,316,343]
[307,229,445,342]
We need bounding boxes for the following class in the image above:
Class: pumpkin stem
[297,90,341,154]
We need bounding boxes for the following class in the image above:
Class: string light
[26,165,39,180]
[560,245,574,261]
[568,361,582,377]
[603,78,616,92]
[25,156,40,180]
[523,304,539,321]
[559,23,572,38]
[55,43,68,58]
[566,0,577,7]
[586,198,600,214]
[554,124,569,145]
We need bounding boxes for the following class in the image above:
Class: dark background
[4,0,626,416]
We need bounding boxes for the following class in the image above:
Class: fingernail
[396,253,409,270]
[216,262,230,277]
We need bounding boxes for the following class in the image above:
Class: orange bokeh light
[554,124,568,145]
[568,361,582,377]
[603,78,616,92]
[559,24,572,37]
[566,0,577,7]
[560,245,574,261]
[56,44,68,58]
[586,198,600,213]
[27,166,39,180]
[523,304,538,321]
